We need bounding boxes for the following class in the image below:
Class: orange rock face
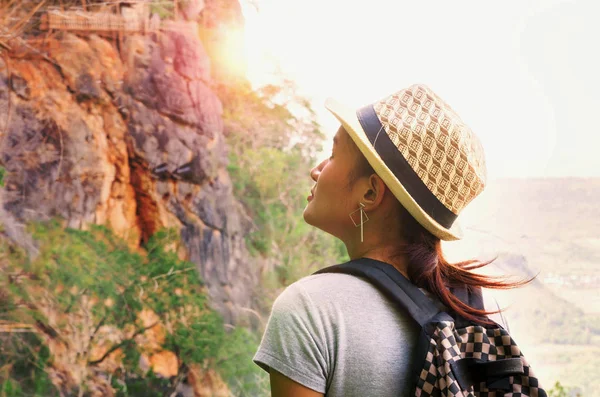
[149,350,180,378]
[0,28,258,325]
[136,308,166,351]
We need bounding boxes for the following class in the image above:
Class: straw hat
[325,84,487,241]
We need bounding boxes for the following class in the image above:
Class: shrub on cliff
[0,221,261,396]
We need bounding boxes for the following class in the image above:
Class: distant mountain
[444,177,600,312]
[490,252,539,280]
[462,177,600,244]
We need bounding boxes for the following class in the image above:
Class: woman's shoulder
[293,271,380,296]
[266,273,372,330]
[275,271,398,315]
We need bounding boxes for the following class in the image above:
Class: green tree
[218,79,347,310]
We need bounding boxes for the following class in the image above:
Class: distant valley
[442,178,600,394]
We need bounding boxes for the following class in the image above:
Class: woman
[253,84,518,396]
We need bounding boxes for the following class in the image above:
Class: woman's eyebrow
[333,136,338,146]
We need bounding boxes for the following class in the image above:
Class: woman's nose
[310,159,327,182]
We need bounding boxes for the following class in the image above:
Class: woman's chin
[303,204,324,229]
[303,208,334,238]
[302,206,315,225]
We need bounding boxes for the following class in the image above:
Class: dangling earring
[349,203,369,242]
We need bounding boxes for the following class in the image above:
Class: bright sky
[240,0,600,178]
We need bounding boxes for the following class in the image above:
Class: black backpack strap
[314,257,442,328]
[449,284,486,328]
[449,284,484,311]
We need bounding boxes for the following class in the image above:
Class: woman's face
[303,127,362,239]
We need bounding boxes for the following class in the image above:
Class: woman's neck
[345,240,410,278]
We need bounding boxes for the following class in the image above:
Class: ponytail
[396,204,531,325]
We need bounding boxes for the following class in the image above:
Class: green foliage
[149,1,175,20]
[216,327,269,396]
[0,379,22,397]
[219,80,348,308]
[112,371,172,397]
[0,222,233,395]
[548,382,568,397]
[0,333,57,397]
[548,381,582,397]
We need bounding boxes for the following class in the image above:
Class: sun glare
[213,26,247,78]
[240,2,281,88]
[241,0,600,178]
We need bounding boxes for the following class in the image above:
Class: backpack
[314,258,547,397]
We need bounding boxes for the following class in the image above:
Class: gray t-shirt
[253,273,420,396]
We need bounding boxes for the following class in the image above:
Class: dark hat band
[356,105,457,229]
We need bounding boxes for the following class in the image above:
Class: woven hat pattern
[373,85,487,215]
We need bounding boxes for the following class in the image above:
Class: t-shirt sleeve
[253,281,328,393]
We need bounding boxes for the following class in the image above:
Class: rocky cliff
[0,18,258,326]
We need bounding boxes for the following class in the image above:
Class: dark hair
[349,145,530,325]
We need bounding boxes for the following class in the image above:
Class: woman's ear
[361,174,386,210]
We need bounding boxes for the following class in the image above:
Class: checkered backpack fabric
[315,259,547,397]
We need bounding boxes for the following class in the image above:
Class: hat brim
[325,98,463,241]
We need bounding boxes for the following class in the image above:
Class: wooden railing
[40,9,160,33]
[39,8,196,35]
